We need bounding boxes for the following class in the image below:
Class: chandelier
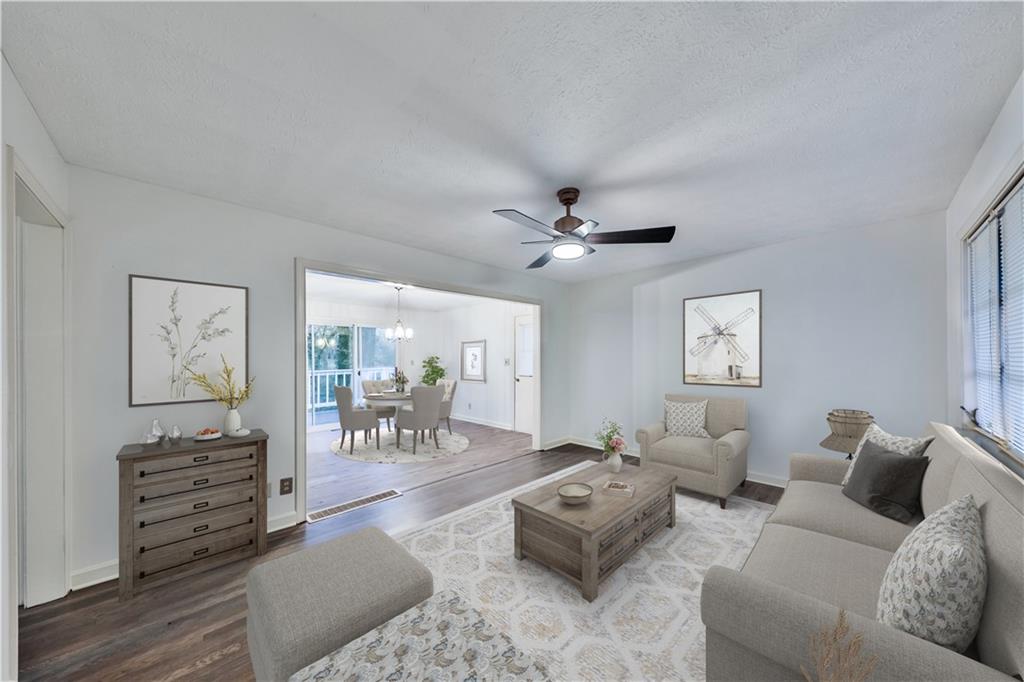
[384,285,414,341]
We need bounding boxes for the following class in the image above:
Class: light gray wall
[66,165,572,580]
[570,211,948,483]
[439,299,536,430]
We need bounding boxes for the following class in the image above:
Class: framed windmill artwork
[683,289,761,387]
[129,275,249,406]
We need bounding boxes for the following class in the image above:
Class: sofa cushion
[877,495,987,653]
[650,435,715,474]
[768,480,918,552]
[741,524,892,618]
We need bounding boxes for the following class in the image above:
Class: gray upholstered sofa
[636,394,750,508]
[701,422,1023,681]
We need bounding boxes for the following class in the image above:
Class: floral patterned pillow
[665,400,711,438]
[842,423,932,486]
[876,495,987,652]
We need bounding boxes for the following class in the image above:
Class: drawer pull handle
[194,501,209,510]
[193,524,209,533]
[194,455,209,463]
[193,478,209,486]
[193,547,209,557]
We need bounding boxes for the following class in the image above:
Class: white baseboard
[71,560,118,590]
[746,471,788,488]
[540,436,573,450]
[269,511,299,533]
[565,436,640,458]
[450,414,513,431]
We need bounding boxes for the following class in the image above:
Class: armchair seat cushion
[649,436,715,474]
[768,480,919,552]
[742,524,892,619]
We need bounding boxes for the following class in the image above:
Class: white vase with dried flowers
[188,355,255,437]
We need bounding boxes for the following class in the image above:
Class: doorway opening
[296,266,542,520]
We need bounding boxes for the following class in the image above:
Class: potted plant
[188,355,255,437]
[595,418,627,473]
[420,355,446,386]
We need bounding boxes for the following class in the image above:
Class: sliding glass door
[306,324,396,429]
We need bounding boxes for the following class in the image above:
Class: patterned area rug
[397,462,774,681]
[330,430,469,464]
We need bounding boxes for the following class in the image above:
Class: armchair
[636,394,749,509]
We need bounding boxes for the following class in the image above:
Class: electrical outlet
[280,477,293,496]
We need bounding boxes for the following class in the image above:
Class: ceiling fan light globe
[551,242,586,260]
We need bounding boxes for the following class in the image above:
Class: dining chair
[361,379,397,431]
[335,386,380,453]
[395,385,444,454]
[437,379,457,435]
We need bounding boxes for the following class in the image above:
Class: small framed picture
[129,274,249,406]
[683,289,761,387]
[460,340,486,383]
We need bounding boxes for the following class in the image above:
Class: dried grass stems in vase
[801,609,879,682]
[188,355,255,437]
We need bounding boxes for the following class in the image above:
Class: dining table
[362,391,413,410]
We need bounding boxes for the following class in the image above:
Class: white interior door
[18,218,66,606]
[513,314,535,435]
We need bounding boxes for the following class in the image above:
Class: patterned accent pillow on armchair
[665,399,712,438]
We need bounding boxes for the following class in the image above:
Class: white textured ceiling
[306,272,490,312]
[3,3,1021,281]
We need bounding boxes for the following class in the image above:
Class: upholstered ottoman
[246,527,433,681]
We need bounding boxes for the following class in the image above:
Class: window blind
[968,178,1023,455]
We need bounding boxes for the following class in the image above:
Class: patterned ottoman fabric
[290,590,548,681]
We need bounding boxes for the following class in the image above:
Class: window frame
[963,165,1024,466]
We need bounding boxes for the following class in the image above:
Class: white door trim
[294,258,545,520]
[3,147,73,677]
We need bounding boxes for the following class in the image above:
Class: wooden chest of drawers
[117,430,268,599]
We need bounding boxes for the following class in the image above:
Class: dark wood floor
[306,418,534,513]
[18,444,781,681]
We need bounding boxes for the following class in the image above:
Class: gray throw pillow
[842,423,932,486]
[841,440,930,523]
[877,495,987,652]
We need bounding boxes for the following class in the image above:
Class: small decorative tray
[557,483,593,505]
[194,431,222,442]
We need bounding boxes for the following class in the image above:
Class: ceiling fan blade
[521,239,555,245]
[571,220,598,238]
[494,209,561,238]
[526,251,554,269]
[585,225,676,244]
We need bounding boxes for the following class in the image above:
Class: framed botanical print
[460,340,486,383]
[683,289,761,387]
[129,275,249,406]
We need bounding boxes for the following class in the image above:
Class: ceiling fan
[494,187,676,269]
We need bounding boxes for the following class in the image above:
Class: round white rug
[330,429,470,464]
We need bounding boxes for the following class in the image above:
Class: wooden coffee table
[512,464,677,601]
